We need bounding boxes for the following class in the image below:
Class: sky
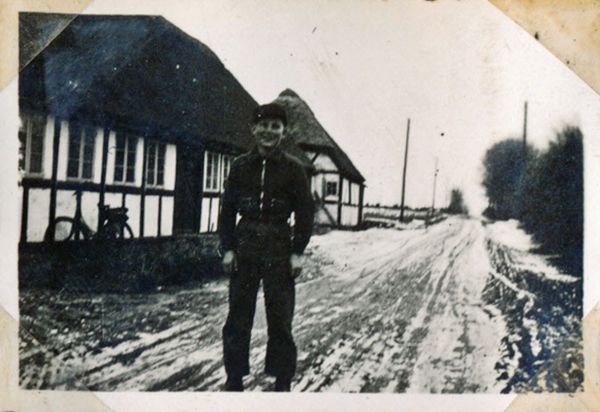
[82,0,600,214]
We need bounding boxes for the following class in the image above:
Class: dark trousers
[222,254,296,379]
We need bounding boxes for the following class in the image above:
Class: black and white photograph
[3,0,600,409]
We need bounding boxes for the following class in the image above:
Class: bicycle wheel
[122,223,134,239]
[44,217,76,241]
[99,222,134,239]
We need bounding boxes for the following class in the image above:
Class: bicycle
[44,189,134,241]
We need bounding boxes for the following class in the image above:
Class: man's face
[252,118,285,151]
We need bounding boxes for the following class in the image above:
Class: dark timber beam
[20,187,29,243]
[337,175,343,227]
[98,128,110,232]
[47,117,61,241]
[140,138,147,237]
[358,184,365,226]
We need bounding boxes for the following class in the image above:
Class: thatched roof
[274,89,365,183]
[19,13,254,154]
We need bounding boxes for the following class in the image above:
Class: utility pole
[523,101,528,154]
[431,157,439,214]
[400,118,410,222]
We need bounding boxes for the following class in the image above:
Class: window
[326,181,338,197]
[221,154,232,191]
[204,151,220,192]
[114,133,138,184]
[18,114,45,175]
[146,140,166,186]
[67,124,95,180]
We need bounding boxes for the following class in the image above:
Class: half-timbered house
[18,13,268,242]
[275,89,366,228]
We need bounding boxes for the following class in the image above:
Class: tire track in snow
[19,217,581,392]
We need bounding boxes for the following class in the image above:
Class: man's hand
[222,250,237,275]
[290,253,304,279]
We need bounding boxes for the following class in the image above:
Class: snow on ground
[19,216,582,392]
[486,220,579,283]
[486,219,535,251]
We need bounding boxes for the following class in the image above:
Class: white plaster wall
[315,207,333,226]
[27,190,173,240]
[81,191,100,230]
[92,127,103,183]
[312,153,337,172]
[41,116,54,180]
[26,188,50,242]
[55,189,77,219]
[311,173,322,198]
[54,189,100,233]
[350,182,361,205]
[161,196,174,236]
[18,186,23,240]
[164,143,177,190]
[325,203,338,225]
[56,120,69,181]
[144,195,159,237]
[105,130,117,184]
[134,138,144,187]
[124,194,141,237]
[104,192,122,208]
[200,197,211,233]
[341,205,359,226]
[209,197,220,232]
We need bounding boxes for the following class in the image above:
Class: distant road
[20,217,582,392]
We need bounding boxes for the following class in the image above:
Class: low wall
[19,235,222,292]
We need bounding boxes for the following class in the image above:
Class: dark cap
[253,103,287,126]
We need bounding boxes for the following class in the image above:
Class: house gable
[312,153,338,172]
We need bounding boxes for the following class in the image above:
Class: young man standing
[219,103,314,392]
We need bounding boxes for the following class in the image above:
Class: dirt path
[19,217,582,392]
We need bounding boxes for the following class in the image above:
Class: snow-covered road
[20,216,583,392]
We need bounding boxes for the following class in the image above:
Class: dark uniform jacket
[219,146,314,258]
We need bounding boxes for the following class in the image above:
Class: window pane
[67,127,81,178]
[18,118,27,171]
[114,164,123,182]
[29,118,44,173]
[114,133,125,182]
[126,166,135,183]
[82,129,95,179]
[326,181,337,196]
[30,154,43,174]
[221,156,231,191]
[212,154,218,189]
[205,152,213,189]
[157,143,165,186]
[126,137,137,183]
[146,141,156,185]
[82,160,93,179]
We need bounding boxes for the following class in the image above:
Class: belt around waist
[240,215,289,225]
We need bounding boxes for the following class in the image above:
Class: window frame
[220,154,233,192]
[203,151,221,193]
[145,139,166,188]
[18,113,46,176]
[113,133,138,185]
[325,180,338,197]
[66,124,96,181]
